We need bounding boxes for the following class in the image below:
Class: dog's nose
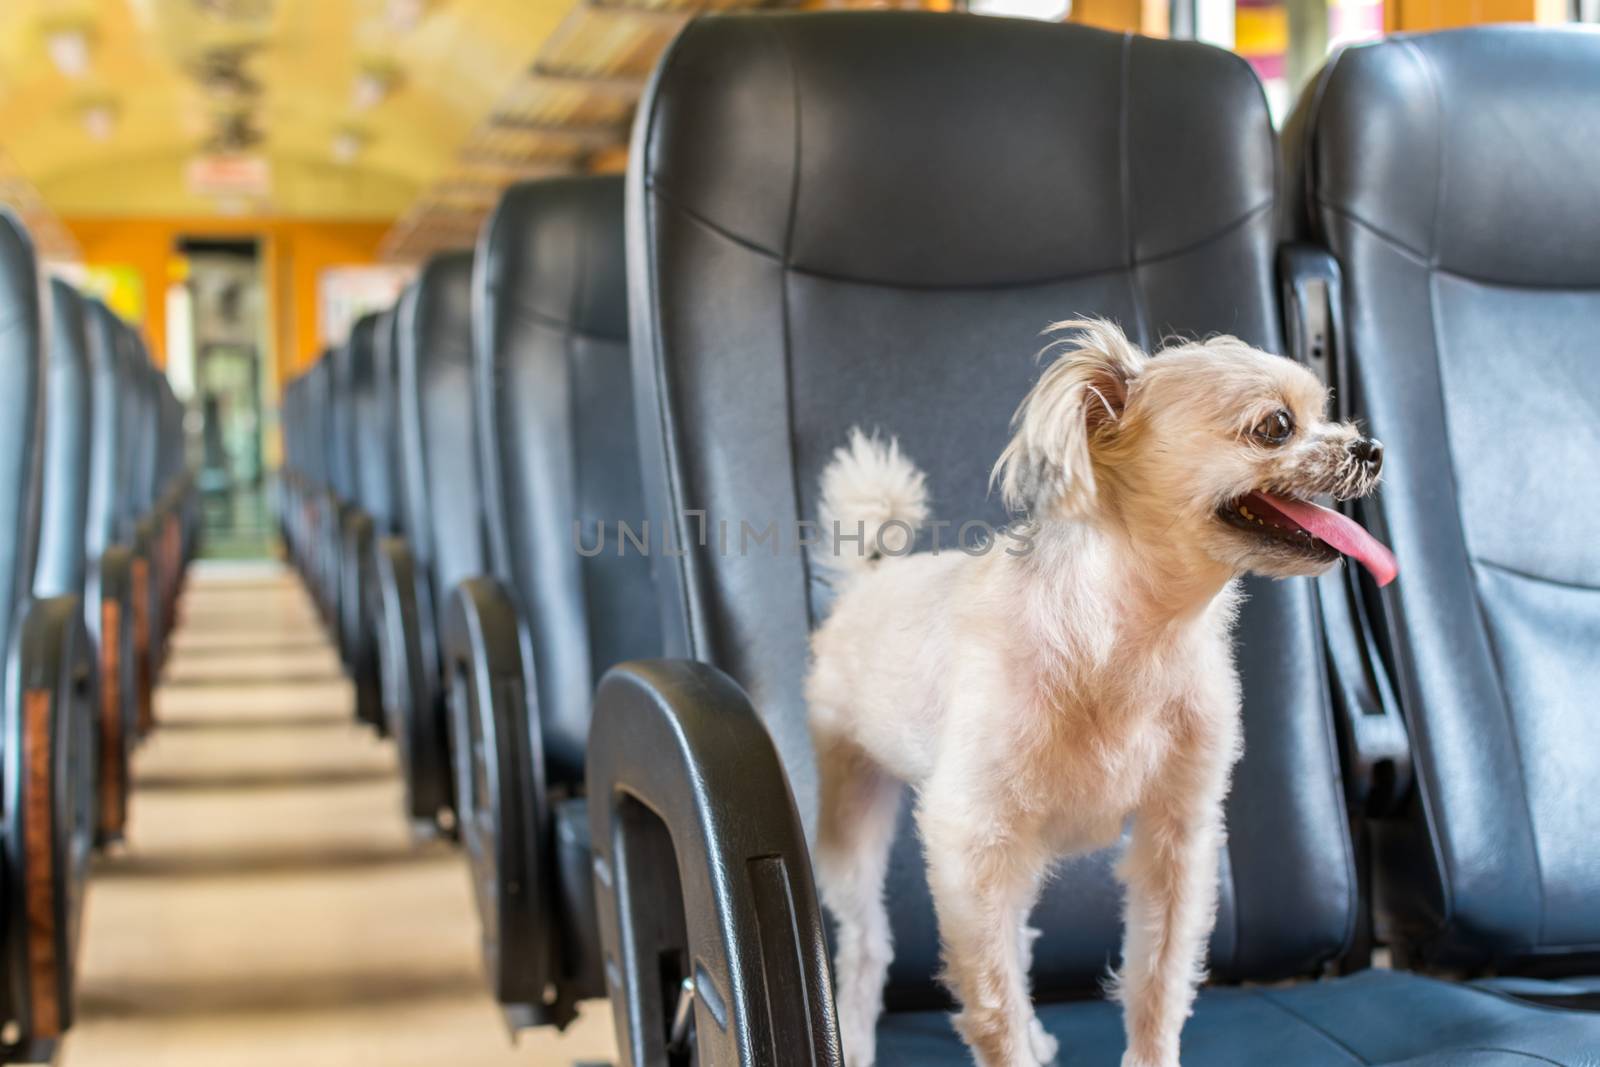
[1350,436,1384,475]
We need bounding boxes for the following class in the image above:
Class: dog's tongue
[1251,491,1399,587]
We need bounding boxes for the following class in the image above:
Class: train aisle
[60,561,618,1067]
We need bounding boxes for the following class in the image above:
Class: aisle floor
[60,561,619,1067]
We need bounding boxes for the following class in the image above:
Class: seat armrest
[1278,243,1412,819]
[374,536,450,830]
[443,576,572,1029]
[587,660,840,1067]
[86,547,136,844]
[5,594,97,1051]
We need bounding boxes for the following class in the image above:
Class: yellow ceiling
[0,0,571,218]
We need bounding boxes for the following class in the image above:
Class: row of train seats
[278,19,1600,1067]
[0,209,198,1062]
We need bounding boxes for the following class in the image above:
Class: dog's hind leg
[815,729,904,1067]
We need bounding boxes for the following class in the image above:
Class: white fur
[816,428,931,582]
[808,320,1383,1067]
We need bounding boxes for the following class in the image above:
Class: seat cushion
[552,796,604,999]
[875,970,1600,1066]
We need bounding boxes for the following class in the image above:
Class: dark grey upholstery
[306,354,331,498]
[630,11,1347,998]
[1285,25,1600,974]
[83,301,126,560]
[348,313,388,527]
[402,253,484,611]
[112,323,149,542]
[35,279,92,598]
[475,175,660,786]
[613,12,1600,1064]
[396,291,434,575]
[363,308,403,536]
[328,340,358,507]
[133,337,161,517]
[0,209,45,666]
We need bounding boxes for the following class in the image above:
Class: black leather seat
[1285,26,1600,998]
[586,13,1600,1065]
[0,208,95,1058]
[376,281,448,830]
[105,319,162,736]
[376,261,478,835]
[443,175,656,1029]
[81,299,140,840]
[40,282,133,847]
[36,279,93,605]
[338,313,384,730]
[308,352,341,627]
[326,338,362,670]
[356,308,403,539]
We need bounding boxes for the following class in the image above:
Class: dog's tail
[815,427,930,585]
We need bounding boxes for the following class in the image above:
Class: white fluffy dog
[807,320,1395,1067]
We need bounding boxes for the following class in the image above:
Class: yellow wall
[1390,0,1566,28]
[65,217,390,386]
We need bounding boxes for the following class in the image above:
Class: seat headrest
[640,12,1274,289]
[1289,26,1600,287]
[0,209,44,635]
[482,176,627,343]
[410,252,474,368]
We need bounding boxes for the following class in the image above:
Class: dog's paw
[1119,1055,1176,1067]
[1028,1016,1059,1064]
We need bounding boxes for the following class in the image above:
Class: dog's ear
[991,318,1145,517]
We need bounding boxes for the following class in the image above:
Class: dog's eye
[1254,409,1294,445]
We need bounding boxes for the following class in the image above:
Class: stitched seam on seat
[506,296,628,346]
[1311,199,1432,267]
[641,29,701,660]
[652,180,1274,295]
[1119,33,1151,353]
[1313,582,1364,967]
[567,208,593,691]
[1250,988,1370,1064]
[1433,267,1600,294]
[777,19,812,633]
[1473,556,1600,593]
[1428,1050,1567,1066]
[1426,268,1549,951]
[1315,204,1600,293]
[1401,38,1448,270]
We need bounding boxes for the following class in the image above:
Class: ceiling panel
[0,0,571,218]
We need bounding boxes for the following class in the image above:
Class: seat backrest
[134,343,162,514]
[0,210,46,662]
[112,321,148,539]
[329,340,358,505]
[313,351,337,498]
[287,374,304,486]
[395,285,434,565]
[370,307,405,536]
[399,253,483,604]
[475,176,661,787]
[84,300,125,559]
[159,381,181,491]
[36,279,93,598]
[630,11,1356,1001]
[1285,25,1600,973]
[348,312,394,528]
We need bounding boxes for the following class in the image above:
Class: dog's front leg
[1114,711,1239,1067]
[921,797,1050,1067]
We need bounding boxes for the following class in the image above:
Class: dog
[806,319,1395,1067]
